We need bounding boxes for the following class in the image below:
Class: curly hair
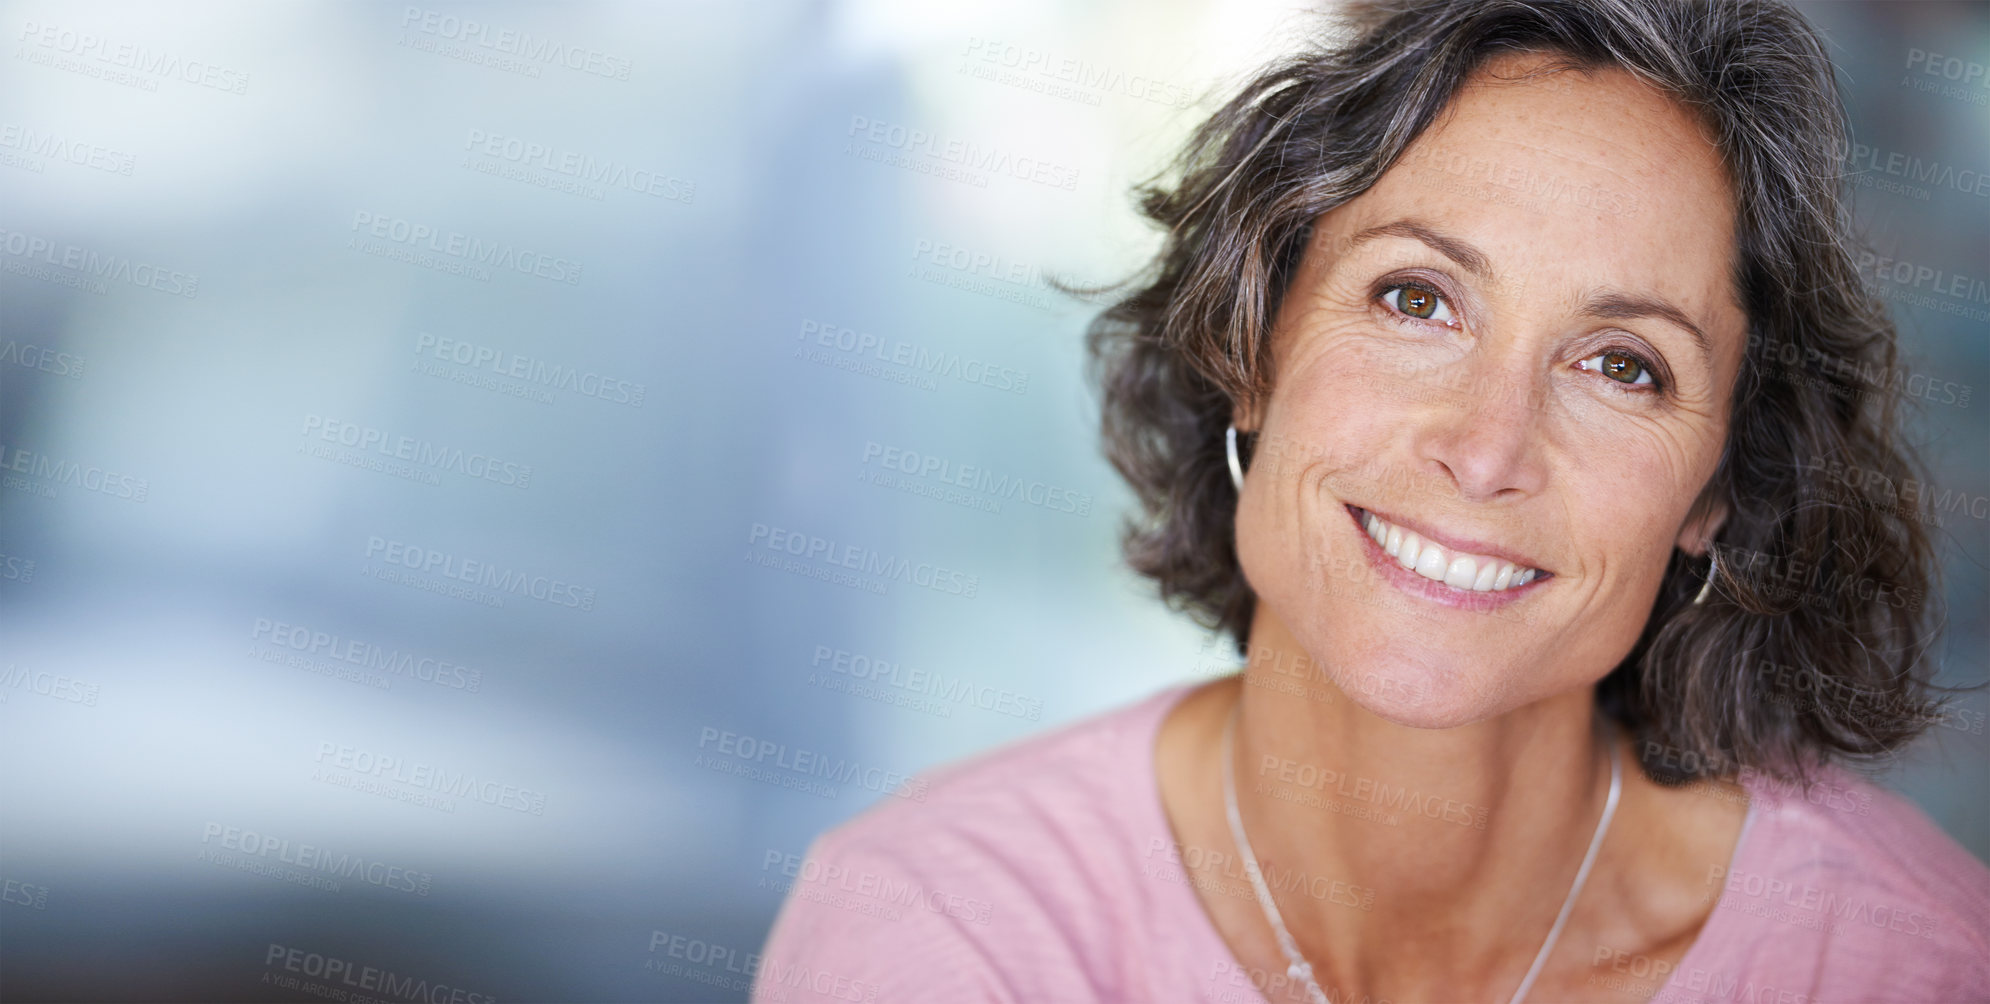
[1083,0,1948,785]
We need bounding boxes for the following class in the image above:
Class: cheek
[1232,338,1432,670]
[1237,344,1374,544]
[1234,327,1444,590]
[1267,326,1412,457]
[1253,332,1455,507]
[1560,408,1709,577]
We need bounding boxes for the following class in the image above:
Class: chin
[1337,671,1504,727]
[1317,637,1526,729]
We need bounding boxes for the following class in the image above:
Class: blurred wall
[0,1,1982,1001]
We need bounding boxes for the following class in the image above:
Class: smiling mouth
[1347,504,1551,594]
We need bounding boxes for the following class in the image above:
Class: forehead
[1318,51,1742,320]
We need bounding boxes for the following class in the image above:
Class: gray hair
[1084,0,1946,784]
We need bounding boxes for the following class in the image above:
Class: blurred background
[0,1,1983,1001]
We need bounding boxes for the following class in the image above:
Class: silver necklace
[1219,703,1622,1004]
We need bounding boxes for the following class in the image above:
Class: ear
[1674,493,1729,558]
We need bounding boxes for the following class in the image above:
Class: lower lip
[1343,504,1549,612]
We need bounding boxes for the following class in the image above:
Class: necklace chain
[1218,702,1622,1004]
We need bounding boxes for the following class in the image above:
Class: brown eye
[1384,285,1453,322]
[1599,351,1644,383]
[1578,350,1658,389]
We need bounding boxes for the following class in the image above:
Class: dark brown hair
[1084,0,1949,784]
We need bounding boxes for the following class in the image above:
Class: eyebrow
[1344,217,1716,370]
[1581,291,1714,370]
[1347,219,1494,279]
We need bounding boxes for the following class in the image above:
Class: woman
[756,1,1990,1001]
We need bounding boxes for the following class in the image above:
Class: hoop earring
[1693,546,1720,606]
[1226,425,1245,492]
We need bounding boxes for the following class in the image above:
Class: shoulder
[752,684,1199,1004]
[1679,764,1990,1001]
[1745,764,1990,940]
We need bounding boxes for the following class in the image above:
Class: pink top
[752,683,1990,1003]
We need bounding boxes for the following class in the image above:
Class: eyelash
[1373,282,1669,395]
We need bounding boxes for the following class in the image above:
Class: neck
[1229,609,1615,1000]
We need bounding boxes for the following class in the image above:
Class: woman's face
[1236,53,1746,728]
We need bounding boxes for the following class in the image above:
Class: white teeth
[1414,545,1447,580]
[1444,555,1478,589]
[1358,509,1540,593]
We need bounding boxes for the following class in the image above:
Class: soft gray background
[0,1,1983,1001]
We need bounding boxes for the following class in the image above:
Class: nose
[1409,352,1550,503]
